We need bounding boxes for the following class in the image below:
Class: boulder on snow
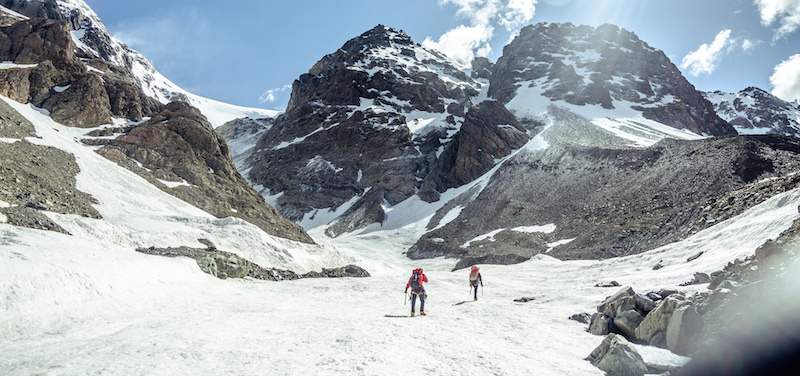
[666,305,704,356]
[588,312,612,335]
[300,265,371,278]
[595,280,621,287]
[597,286,636,316]
[569,312,592,324]
[633,293,656,313]
[634,294,687,345]
[693,272,711,284]
[614,309,645,339]
[586,333,648,376]
[196,252,250,279]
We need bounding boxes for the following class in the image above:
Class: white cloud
[770,54,800,102]
[423,24,494,66]
[500,0,538,31]
[755,0,800,41]
[740,38,758,53]
[680,30,760,76]
[680,29,733,76]
[426,0,538,65]
[259,84,292,104]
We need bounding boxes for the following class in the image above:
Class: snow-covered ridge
[495,23,724,148]
[705,87,800,136]
[311,25,485,140]
[12,0,277,127]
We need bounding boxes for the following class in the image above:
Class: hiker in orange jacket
[405,268,428,316]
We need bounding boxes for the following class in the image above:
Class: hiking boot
[474,298,478,301]
[420,311,426,316]
[411,312,415,317]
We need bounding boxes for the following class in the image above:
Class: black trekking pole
[481,284,484,297]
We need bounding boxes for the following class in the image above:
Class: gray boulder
[633,293,656,313]
[692,272,711,284]
[597,286,636,316]
[589,312,611,335]
[614,309,645,339]
[634,295,686,345]
[666,305,704,355]
[197,252,250,279]
[586,333,648,376]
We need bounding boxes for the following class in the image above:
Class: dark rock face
[410,135,800,267]
[246,25,514,235]
[0,5,26,26]
[470,57,494,80]
[706,87,800,136]
[489,23,734,136]
[0,16,162,127]
[286,25,477,114]
[40,72,112,127]
[426,100,529,192]
[3,0,188,104]
[0,16,81,71]
[89,101,314,244]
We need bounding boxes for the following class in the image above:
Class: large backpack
[469,267,479,282]
[409,272,421,290]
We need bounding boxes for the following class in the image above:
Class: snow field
[3,93,800,374]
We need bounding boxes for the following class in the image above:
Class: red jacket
[406,270,428,292]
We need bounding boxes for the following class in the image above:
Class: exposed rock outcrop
[410,135,800,267]
[245,25,521,235]
[136,241,370,281]
[0,15,162,127]
[3,0,189,103]
[88,101,314,244]
[0,99,101,233]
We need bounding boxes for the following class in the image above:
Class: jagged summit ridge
[705,87,800,136]
[288,24,479,117]
[490,22,734,137]
[246,24,527,235]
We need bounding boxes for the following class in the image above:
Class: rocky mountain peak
[490,22,734,136]
[288,23,478,115]
[246,25,531,235]
[348,24,415,51]
[705,87,800,136]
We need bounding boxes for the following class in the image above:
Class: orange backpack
[469,266,479,282]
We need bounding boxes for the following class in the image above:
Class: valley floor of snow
[3,96,800,375]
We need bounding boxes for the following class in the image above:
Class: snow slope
[2,96,800,375]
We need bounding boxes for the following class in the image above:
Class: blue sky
[82,0,800,110]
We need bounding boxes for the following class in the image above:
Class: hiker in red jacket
[405,268,428,316]
[469,266,483,301]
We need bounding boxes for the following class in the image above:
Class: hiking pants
[472,283,479,299]
[411,290,425,313]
